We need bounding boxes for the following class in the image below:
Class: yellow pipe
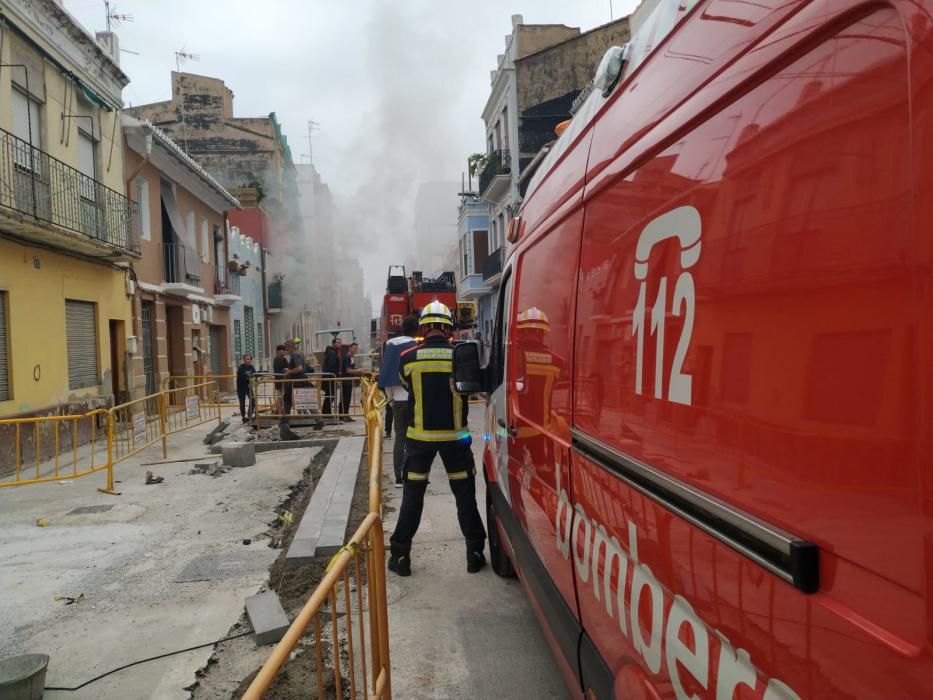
[14,424,20,482]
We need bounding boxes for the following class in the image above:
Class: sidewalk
[0,409,320,700]
[381,413,565,699]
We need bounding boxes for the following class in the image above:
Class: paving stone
[285,436,364,564]
[220,442,256,468]
[245,591,290,646]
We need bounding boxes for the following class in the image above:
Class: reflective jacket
[399,335,469,442]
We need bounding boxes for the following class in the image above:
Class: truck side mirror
[453,340,484,394]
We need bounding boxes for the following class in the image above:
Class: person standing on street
[272,344,288,418]
[281,338,323,438]
[322,337,342,416]
[236,353,256,423]
[377,315,418,486]
[340,342,369,421]
[389,302,486,577]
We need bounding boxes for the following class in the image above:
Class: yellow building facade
[0,0,137,420]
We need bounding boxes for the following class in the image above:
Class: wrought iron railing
[214,265,240,295]
[483,246,504,281]
[0,127,139,255]
[479,149,511,195]
[162,242,200,285]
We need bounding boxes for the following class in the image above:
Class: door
[209,325,222,374]
[165,305,184,379]
[65,300,98,390]
[141,302,156,395]
[108,319,125,403]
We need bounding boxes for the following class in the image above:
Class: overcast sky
[66,0,637,310]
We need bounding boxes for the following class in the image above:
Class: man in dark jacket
[377,315,418,485]
[236,354,256,423]
[322,337,341,416]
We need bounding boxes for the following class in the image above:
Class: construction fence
[0,381,221,493]
[243,378,392,699]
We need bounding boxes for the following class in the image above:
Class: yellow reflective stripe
[417,348,452,360]
[406,426,471,442]
[403,360,451,376]
[452,390,463,431]
[407,471,429,481]
[412,371,424,431]
[447,470,469,480]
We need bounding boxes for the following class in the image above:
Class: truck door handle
[498,418,518,438]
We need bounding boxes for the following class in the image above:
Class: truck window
[491,270,512,389]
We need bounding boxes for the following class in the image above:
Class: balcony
[0,128,139,259]
[458,272,489,299]
[483,246,505,285]
[267,281,282,314]
[162,242,203,296]
[213,266,241,306]
[479,150,511,203]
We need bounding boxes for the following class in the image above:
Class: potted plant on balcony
[227,254,240,273]
[238,260,251,276]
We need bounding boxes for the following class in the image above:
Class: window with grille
[244,306,255,355]
[65,300,98,389]
[0,291,10,401]
[234,319,242,361]
[256,323,263,359]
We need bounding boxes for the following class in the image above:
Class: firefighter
[388,301,487,577]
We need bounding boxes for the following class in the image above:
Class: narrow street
[381,410,564,699]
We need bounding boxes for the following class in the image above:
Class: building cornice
[2,0,128,104]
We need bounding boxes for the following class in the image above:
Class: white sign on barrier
[133,412,147,443]
[294,388,315,412]
[185,395,200,420]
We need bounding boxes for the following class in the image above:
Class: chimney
[234,187,259,209]
[96,31,120,66]
[511,14,523,28]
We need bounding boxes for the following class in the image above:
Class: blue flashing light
[483,432,491,442]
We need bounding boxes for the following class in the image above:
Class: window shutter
[10,38,46,102]
[0,292,9,401]
[65,300,98,389]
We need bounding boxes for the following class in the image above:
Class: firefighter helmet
[419,300,454,328]
[517,307,550,332]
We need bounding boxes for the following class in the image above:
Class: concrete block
[221,442,256,468]
[245,591,290,646]
[203,421,229,444]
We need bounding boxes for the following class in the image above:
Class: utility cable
[44,630,252,692]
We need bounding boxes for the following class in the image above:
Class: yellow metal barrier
[163,380,222,436]
[109,393,165,467]
[162,374,237,406]
[243,378,392,699]
[0,381,221,493]
[0,410,113,493]
[251,375,371,428]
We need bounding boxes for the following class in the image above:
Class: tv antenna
[104,1,133,32]
[175,47,200,72]
[306,119,320,162]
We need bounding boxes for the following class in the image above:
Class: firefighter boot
[388,543,411,577]
[466,539,487,574]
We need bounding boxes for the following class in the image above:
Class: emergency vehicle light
[507,216,520,243]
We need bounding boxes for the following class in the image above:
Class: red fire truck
[452,1,933,698]
[379,266,475,346]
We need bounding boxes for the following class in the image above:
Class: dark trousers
[237,385,253,420]
[390,400,410,482]
[340,379,353,415]
[390,439,486,552]
[385,402,394,436]
[322,379,337,415]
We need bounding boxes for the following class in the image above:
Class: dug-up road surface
[0,411,321,700]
